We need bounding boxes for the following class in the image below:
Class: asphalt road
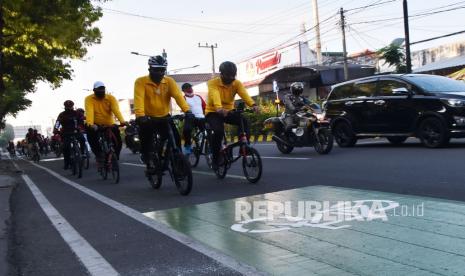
[6,137,465,275]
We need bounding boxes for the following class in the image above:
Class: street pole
[312,0,322,65]
[403,0,412,73]
[198,43,218,75]
[340,8,349,81]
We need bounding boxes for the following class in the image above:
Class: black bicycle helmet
[219,61,237,75]
[64,100,74,109]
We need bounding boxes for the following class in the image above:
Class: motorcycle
[125,122,141,154]
[264,103,334,154]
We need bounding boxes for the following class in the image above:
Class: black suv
[324,74,465,148]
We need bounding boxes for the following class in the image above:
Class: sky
[6,0,465,128]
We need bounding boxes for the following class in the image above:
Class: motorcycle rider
[133,55,193,173]
[54,100,86,170]
[283,82,311,131]
[181,82,206,155]
[124,119,139,152]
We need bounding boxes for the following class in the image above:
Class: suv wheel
[333,121,357,147]
[418,117,450,148]
[387,137,408,145]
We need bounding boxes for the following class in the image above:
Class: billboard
[237,42,310,87]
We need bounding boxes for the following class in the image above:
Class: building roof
[168,73,219,83]
[413,55,465,73]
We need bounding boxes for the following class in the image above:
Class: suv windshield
[403,75,465,93]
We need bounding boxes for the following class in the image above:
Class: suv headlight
[442,99,465,107]
[454,116,465,126]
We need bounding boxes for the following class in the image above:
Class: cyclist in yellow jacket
[134,55,193,172]
[206,61,259,168]
[85,81,127,161]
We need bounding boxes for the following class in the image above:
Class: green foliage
[376,43,407,73]
[225,99,279,138]
[0,123,14,146]
[0,0,105,127]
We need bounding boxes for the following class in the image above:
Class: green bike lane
[144,185,465,275]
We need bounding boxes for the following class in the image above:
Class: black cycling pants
[62,133,86,166]
[183,117,206,146]
[205,112,250,162]
[138,117,181,161]
[86,125,122,158]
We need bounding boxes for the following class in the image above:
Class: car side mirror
[392,87,410,95]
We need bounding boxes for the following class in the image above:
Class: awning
[447,67,465,80]
[413,55,465,73]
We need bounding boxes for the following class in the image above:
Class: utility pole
[312,0,322,64]
[340,8,349,80]
[403,0,412,73]
[198,43,218,75]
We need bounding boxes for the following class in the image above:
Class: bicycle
[175,115,213,168]
[67,132,84,178]
[30,142,41,163]
[210,108,262,183]
[96,125,121,184]
[189,123,214,168]
[145,116,193,196]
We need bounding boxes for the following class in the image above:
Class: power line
[350,5,465,25]
[410,29,465,45]
[103,8,294,35]
[346,0,398,13]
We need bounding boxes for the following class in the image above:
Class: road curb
[0,156,19,276]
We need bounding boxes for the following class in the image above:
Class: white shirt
[185,94,205,118]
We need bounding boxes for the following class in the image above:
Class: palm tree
[377,44,407,73]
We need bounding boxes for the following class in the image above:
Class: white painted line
[27,161,264,276]
[121,162,248,180]
[19,173,119,276]
[40,157,64,162]
[261,156,310,160]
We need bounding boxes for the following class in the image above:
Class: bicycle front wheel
[242,147,262,183]
[188,138,200,168]
[172,152,193,196]
[110,153,120,184]
[204,139,213,169]
[214,151,227,179]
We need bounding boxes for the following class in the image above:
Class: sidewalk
[0,151,19,276]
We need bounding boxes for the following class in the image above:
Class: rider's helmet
[290,82,304,96]
[148,55,168,68]
[219,61,237,85]
[64,100,74,110]
[28,128,33,133]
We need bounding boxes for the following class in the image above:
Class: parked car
[324,74,465,148]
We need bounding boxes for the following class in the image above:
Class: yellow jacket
[84,94,126,126]
[206,77,255,114]
[134,75,190,117]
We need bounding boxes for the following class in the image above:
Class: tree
[376,43,407,73]
[0,0,105,128]
[0,123,14,146]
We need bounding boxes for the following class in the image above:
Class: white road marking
[121,162,247,180]
[40,157,64,162]
[16,170,119,276]
[261,156,310,160]
[26,161,264,276]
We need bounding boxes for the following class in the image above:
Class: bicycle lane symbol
[231,200,400,234]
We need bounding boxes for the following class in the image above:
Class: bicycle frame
[219,110,251,165]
